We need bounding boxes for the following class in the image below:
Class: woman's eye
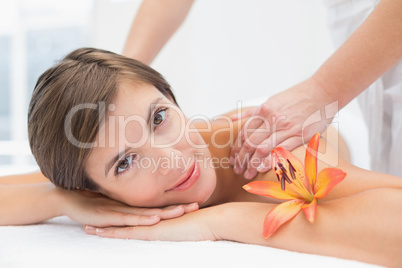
[116,154,135,174]
[153,108,166,128]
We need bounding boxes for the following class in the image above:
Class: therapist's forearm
[0,183,63,225]
[122,0,195,65]
[313,0,402,108]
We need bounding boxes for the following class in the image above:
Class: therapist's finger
[229,107,258,121]
[242,130,291,179]
[230,112,268,168]
[256,135,304,173]
[243,143,272,179]
[230,107,262,165]
[233,118,272,174]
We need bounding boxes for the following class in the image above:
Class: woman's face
[85,82,217,208]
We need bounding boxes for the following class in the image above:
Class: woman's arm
[0,183,63,225]
[0,173,198,226]
[122,0,195,64]
[0,172,65,225]
[290,133,402,201]
[91,188,402,266]
[0,171,49,185]
[213,188,402,266]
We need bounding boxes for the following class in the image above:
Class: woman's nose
[154,149,186,176]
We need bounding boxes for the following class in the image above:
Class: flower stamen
[283,172,292,184]
[287,160,297,181]
[280,174,286,190]
[278,162,287,173]
[275,173,280,182]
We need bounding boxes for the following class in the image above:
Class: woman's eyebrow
[104,96,164,177]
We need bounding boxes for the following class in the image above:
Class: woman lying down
[1,48,401,267]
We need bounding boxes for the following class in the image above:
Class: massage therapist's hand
[59,189,199,228]
[230,77,337,179]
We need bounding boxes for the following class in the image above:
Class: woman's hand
[59,189,199,227]
[230,77,337,179]
[84,205,218,241]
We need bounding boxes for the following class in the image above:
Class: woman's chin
[197,175,217,208]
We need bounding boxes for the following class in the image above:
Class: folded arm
[0,183,63,225]
[92,187,402,266]
[0,172,198,226]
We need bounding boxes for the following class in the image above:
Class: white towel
[0,216,378,268]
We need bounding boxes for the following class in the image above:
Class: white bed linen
[0,216,377,268]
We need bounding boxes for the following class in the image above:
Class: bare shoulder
[217,106,258,119]
[0,171,49,185]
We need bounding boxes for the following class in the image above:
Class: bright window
[0,0,92,175]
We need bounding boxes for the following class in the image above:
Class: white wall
[92,0,369,169]
[92,0,334,117]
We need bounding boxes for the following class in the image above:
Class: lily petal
[314,168,347,199]
[302,198,317,223]
[243,181,303,200]
[263,199,304,238]
[305,133,320,187]
[272,147,311,193]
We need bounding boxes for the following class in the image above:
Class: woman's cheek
[153,122,183,147]
[127,179,165,207]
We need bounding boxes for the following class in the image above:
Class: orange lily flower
[243,133,346,238]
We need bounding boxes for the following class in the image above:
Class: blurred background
[0,0,369,176]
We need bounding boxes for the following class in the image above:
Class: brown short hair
[28,48,177,191]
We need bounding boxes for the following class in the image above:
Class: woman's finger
[86,225,161,240]
[160,203,198,213]
[149,203,198,219]
[111,202,198,219]
[92,211,161,227]
[84,225,97,235]
[112,205,183,218]
[95,226,152,240]
[84,225,132,238]
[183,202,199,213]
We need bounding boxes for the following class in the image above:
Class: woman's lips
[167,162,200,192]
